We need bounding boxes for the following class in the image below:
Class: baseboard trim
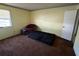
[0,34,20,41]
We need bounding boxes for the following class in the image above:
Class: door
[62,10,77,41]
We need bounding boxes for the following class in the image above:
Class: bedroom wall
[31,5,77,37]
[0,4,30,40]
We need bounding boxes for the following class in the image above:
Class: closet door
[62,10,77,41]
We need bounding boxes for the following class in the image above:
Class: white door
[62,10,77,41]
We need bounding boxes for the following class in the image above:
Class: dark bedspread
[27,31,55,45]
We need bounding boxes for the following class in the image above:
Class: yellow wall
[31,5,77,37]
[0,4,78,40]
[0,4,30,40]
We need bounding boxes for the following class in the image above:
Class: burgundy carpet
[0,35,75,56]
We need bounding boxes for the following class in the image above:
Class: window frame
[0,9,13,28]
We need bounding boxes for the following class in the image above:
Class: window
[0,9,12,27]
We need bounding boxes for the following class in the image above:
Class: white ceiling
[5,3,78,11]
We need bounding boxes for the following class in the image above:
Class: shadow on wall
[32,19,62,36]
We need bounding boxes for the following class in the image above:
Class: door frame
[71,9,79,45]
